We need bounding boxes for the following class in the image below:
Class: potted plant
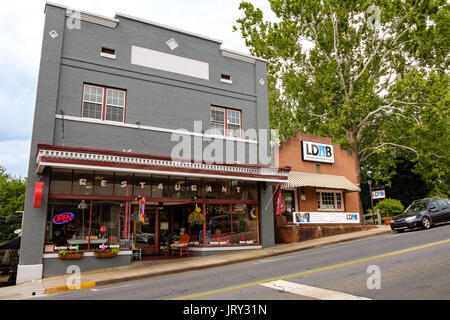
[58,249,83,260]
[188,206,204,226]
[374,198,405,225]
[93,245,120,258]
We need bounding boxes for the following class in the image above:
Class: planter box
[94,251,118,258]
[58,253,83,260]
[383,217,392,225]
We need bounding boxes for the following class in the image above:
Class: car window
[405,201,429,213]
[437,199,447,208]
[429,200,439,209]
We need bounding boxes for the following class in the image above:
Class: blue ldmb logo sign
[302,141,334,163]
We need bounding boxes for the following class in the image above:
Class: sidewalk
[0,225,391,299]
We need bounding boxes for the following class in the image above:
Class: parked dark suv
[390,198,450,232]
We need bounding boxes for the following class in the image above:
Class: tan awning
[282,171,360,192]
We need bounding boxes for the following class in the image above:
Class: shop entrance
[130,203,194,256]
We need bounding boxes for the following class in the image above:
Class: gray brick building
[17,2,289,283]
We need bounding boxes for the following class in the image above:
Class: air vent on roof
[220,73,232,84]
[101,47,116,59]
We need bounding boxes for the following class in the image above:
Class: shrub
[374,198,404,217]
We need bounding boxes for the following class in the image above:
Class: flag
[274,186,282,216]
[139,196,145,223]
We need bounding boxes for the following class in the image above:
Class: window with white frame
[82,84,126,122]
[82,85,104,119]
[210,106,241,138]
[105,89,126,122]
[316,190,344,211]
[211,107,225,136]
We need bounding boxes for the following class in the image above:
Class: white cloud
[0,139,31,178]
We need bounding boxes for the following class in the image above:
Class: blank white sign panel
[131,45,209,80]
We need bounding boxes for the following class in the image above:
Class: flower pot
[58,253,83,260]
[94,251,118,258]
[383,217,392,225]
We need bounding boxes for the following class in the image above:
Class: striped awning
[282,171,360,192]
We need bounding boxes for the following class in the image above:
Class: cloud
[0,139,31,179]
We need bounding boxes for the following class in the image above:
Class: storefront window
[94,171,114,196]
[232,204,259,245]
[186,205,203,245]
[50,169,72,195]
[114,173,132,197]
[134,174,151,197]
[284,190,295,213]
[247,182,258,201]
[317,190,344,211]
[230,180,245,200]
[44,200,129,252]
[204,179,231,200]
[73,170,93,195]
[170,176,186,199]
[185,179,202,199]
[206,205,231,245]
[152,175,170,198]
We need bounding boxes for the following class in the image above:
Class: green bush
[374,198,404,217]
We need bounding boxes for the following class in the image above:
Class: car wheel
[421,217,431,230]
[396,229,404,233]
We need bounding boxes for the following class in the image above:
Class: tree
[0,166,26,242]
[234,0,449,197]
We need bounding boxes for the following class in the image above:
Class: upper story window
[82,84,126,122]
[210,106,241,138]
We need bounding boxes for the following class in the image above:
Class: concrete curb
[92,228,392,288]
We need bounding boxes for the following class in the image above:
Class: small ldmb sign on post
[371,190,386,200]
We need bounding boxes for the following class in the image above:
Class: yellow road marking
[169,238,450,300]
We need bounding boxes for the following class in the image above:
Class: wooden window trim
[81,83,127,123]
[210,105,242,138]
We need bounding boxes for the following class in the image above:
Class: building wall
[18,4,273,282]
[276,132,360,215]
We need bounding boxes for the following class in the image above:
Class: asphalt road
[35,223,450,300]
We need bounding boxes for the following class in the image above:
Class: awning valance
[35,144,290,183]
[282,171,360,192]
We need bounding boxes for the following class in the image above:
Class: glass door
[132,206,158,255]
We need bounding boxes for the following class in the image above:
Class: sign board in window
[371,190,386,199]
[302,141,335,163]
[293,211,360,224]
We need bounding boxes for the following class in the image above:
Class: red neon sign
[52,213,75,225]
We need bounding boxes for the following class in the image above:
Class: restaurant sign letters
[302,141,335,163]
[78,178,243,193]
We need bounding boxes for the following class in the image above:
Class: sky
[0,0,277,179]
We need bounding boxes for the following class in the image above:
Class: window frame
[81,84,127,123]
[316,189,345,212]
[210,105,242,138]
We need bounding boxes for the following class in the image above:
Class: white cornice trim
[45,2,119,29]
[55,115,259,144]
[220,48,267,64]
